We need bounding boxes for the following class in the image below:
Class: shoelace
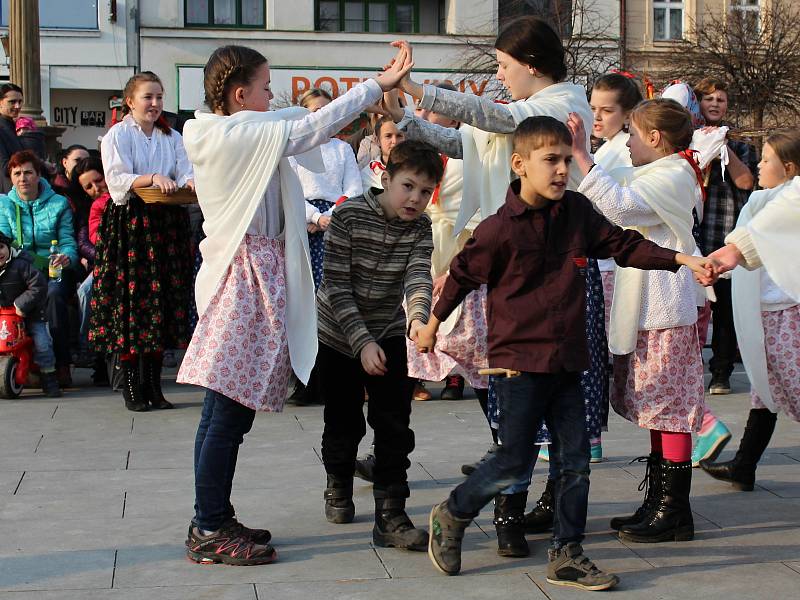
[446,375,462,388]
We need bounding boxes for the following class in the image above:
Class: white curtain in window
[345,1,365,32]
[369,3,389,32]
[214,0,236,25]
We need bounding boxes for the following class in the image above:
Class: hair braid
[203,46,267,115]
[212,64,239,112]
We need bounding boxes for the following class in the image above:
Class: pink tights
[650,429,692,462]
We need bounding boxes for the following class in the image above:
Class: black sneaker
[441,375,465,400]
[546,543,619,591]
[186,518,271,547]
[354,453,376,482]
[708,374,731,395]
[461,442,498,476]
[186,520,277,566]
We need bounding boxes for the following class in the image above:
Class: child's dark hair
[494,16,567,82]
[386,140,444,184]
[593,74,643,112]
[512,116,572,156]
[121,71,171,135]
[203,45,268,115]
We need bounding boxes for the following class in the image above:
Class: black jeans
[449,372,590,548]
[320,338,415,490]
[193,389,256,531]
[709,278,738,378]
[46,276,72,367]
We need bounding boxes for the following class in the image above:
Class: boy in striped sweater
[317,140,443,552]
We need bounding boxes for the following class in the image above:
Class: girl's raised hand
[375,43,414,92]
[382,89,406,122]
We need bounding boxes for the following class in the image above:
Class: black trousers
[320,337,415,489]
[709,278,738,378]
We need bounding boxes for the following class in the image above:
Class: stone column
[8,0,64,160]
[9,0,45,123]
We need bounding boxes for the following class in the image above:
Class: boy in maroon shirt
[414,116,714,591]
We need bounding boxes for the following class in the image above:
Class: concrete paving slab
[0,584,257,599]
[256,573,546,599]
[0,549,114,592]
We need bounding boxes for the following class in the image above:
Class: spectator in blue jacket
[0,150,78,386]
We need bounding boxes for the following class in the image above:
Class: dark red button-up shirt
[434,181,680,374]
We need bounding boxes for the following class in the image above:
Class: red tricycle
[0,306,33,398]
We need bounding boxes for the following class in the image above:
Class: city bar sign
[178,65,490,112]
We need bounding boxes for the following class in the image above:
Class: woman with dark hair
[69,155,110,383]
[53,145,90,197]
[0,84,25,194]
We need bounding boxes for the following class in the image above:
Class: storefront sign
[178,65,491,111]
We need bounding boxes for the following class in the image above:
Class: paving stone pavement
[0,365,798,599]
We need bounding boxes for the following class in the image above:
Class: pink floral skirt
[406,287,489,389]
[611,325,705,432]
[178,235,292,412]
[751,305,800,422]
[601,271,615,338]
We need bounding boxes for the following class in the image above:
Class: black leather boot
[142,354,173,409]
[373,484,428,551]
[524,479,554,534]
[618,459,694,543]
[494,492,529,557]
[610,453,662,530]
[324,475,355,524]
[122,360,148,412]
[700,408,777,491]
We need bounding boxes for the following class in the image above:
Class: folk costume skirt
[178,235,292,412]
[751,304,800,422]
[406,286,489,389]
[89,196,192,355]
[611,324,705,433]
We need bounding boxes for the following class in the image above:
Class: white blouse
[101,114,194,205]
[288,137,362,224]
[361,159,386,192]
[245,79,382,238]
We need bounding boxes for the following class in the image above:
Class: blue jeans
[77,274,93,356]
[193,389,256,531]
[448,372,590,548]
[28,320,56,371]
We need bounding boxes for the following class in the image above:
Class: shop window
[0,0,98,29]
[185,0,265,28]
[316,1,420,33]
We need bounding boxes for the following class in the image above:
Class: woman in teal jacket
[0,150,77,384]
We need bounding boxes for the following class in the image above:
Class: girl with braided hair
[93,71,194,412]
[178,44,413,566]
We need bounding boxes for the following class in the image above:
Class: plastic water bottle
[49,239,62,282]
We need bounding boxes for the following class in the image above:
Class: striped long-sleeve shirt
[317,187,433,358]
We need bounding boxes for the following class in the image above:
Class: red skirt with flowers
[89,195,192,355]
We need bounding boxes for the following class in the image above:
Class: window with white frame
[0,0,98,29]
[653,0,684,41]
[730,0,760,34]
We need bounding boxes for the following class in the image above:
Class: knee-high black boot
[142,354,173,409]
[610,453,662,530]
[122,360,147,412]
[618,459,694,543]
[524,478,555,534]
[700,408,777,491]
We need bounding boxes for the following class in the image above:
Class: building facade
[0,0,138,148]
[1,1,623,148]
